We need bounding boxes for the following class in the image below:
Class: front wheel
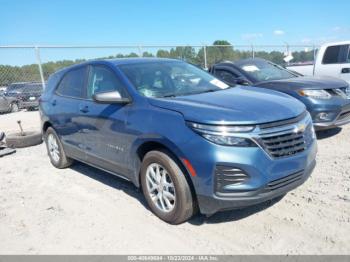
[140,150,196,224]
[45,127,73,168]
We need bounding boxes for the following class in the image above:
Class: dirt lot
[0,110,349,254]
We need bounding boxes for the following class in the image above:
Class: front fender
[128,134,187,187]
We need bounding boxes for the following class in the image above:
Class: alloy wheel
[47,133,60,163]
[145,163,176,212]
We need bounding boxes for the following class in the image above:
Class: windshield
[119,61,230,98]
[237,60,297,82]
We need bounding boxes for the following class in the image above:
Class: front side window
[215,69,239,85]
[56,67,86,98]
[87,65,128,99]
[119,61,229,98]
[236,60,297,82]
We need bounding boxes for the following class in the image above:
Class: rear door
[76,64,132,176]
[52,66,88,161]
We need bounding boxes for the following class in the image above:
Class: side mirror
[92,91,131,104]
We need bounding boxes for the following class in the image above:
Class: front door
[77,64,133,176]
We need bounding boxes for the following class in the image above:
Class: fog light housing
[215,166,250,195]
[315,112,334,122]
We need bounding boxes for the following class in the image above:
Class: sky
[1,0,350,65]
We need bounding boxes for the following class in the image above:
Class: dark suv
[19,83,44,110]
[210,58,350,130]
[40,58,317,224]
[6,82,44,111]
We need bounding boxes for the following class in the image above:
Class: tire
[140,150,195,224]
[44,127,73,169]
[6,131,42,148]
[10,103,19,113]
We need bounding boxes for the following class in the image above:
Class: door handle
[79,105,89,113]
[51,100,57,106]
[341,68,350,74]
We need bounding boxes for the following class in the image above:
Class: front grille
[264,170,304,192]
[260,131,306,158]
[257,113,314,159]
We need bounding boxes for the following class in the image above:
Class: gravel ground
[0,111,349,254]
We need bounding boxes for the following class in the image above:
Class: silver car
[0,91,19,113]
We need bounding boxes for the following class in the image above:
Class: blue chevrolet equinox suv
[40,58,317,224]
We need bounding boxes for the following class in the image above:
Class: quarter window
[87,66,128,99]
[56,67,86,98]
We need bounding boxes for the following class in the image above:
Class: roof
[108,57,180,65]
[54,57,182,74]
[215,57,268,67]
[320,40,350,47]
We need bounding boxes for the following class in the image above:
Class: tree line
[0,40,314,86]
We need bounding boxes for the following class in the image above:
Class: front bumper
[197,159,316,215]
[309,102,350,130]
[180,112,317,215]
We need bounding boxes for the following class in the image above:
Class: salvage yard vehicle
[40,58,317,224]
[0,91,19,113]
[19,82,44,111]
[286,41,350,84]
[210,58,350,130]
[6,82,44,110]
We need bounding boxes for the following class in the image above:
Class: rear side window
[322,45,348,64]
[56,67,86,98]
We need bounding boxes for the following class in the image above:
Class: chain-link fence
[0,44,318,129]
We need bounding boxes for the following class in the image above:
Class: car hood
[148,86,305,125]
[257,76,348,91]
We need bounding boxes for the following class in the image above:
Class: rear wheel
[140,150,195,224]
[45,127,73,168]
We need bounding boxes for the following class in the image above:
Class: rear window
[56,67,86,98]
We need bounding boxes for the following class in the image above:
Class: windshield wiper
[161,87,234,98]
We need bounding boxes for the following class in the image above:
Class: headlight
[187,122,257,147]
[298,89,331,99]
